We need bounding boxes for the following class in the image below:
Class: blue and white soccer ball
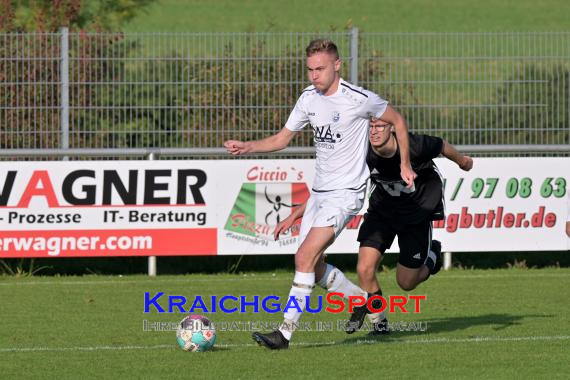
[176,315,217,352]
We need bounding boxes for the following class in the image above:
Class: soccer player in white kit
[224,39,416,349]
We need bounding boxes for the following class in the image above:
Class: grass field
[1,268,569,379]
[125,0,570,32]
[2,2,568,379]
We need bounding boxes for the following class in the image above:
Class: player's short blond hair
[305,39,339,59]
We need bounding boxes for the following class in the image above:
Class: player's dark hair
[305,39,339,59]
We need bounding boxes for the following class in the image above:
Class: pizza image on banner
[225,183,309,240]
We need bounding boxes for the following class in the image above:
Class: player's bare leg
[253,227,333,350]
[357,247,382,292]
[294,226,335,272]
[253,226,369,348]
[396,264,430,291]
[348,247,389,335]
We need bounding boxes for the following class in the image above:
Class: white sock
[317,264,366,300]
[279,271,315,341]
[316,263,334,289]
[367,310,386,323]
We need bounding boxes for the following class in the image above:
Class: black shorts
[357,212,433,269]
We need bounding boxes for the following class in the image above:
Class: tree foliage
[0,0,155,32]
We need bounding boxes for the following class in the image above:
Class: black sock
[425,250,437,272]
[367,290,383,312]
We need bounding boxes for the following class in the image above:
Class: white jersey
[285,78,388,192]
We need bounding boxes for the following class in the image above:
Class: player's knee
[294,253,309,271]
[357,261,375,282]
[397,280,417,291]
[294,249,320,272]
[396,276,418,291]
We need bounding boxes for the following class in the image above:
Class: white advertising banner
[432,157,568,252]
[0,158,568,257]
[218,160,315,255]
[217,158,569,254]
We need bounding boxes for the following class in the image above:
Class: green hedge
[2,251,569,276]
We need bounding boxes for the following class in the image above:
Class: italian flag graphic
[225,183,309,238]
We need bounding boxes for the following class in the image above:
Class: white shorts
[299,188,366,245]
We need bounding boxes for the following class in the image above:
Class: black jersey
[367,133,444,224]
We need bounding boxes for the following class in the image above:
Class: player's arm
[224,127,297,155]
[441,140,473,171]
[274,201,307,240]
[379,106,417,187]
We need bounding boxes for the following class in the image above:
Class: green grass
[125,0,570,32]
[1,268,569,379]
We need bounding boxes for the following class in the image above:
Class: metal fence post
[444,252,452,271]
[147,151,158,276]
[60,27,69,153]
[148,256,157,277]
[350,27,359,85]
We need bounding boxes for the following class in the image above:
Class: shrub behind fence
[1,30,569,154]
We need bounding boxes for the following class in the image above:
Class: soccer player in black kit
[349,118,473,335]
[273,118,473,336]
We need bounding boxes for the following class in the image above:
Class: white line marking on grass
[440,273,570,280]
[0,344,174,353]
[0,277,286,286]
[350,335,570,346]
[2,335,568,353]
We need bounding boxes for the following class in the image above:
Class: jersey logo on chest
[311,124,343,144]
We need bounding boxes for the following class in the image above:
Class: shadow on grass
[208,313,555,351]
[298,313,554,349]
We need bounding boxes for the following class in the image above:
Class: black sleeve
[410,133,444,161]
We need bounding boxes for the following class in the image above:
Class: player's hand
[274,216,295,241]
[224,140,250,155]
[459,156,473,171]
[400,163,417,188]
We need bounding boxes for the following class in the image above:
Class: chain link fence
[1,30,569,158]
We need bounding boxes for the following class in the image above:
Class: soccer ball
[176,315,217,352]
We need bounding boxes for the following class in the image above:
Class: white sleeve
[284,96,309,132]
[360,91,388,120]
